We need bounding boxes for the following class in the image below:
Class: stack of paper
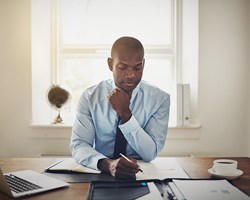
[136,157,189,180]
[172,179,250,200]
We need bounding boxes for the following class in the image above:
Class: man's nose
[125,69,135,78]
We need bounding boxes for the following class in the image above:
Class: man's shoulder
[85,79,112,93]
[80,80,112,103]
[140,81,170,98]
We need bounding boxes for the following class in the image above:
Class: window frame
[31,0,200,129]
[55,0,178,126]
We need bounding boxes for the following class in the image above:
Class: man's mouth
[125,82,135,87]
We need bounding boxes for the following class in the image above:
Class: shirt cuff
[119,115,139,134]
[81,154,107,170]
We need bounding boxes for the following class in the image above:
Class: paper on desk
[136,157,189,180]
[173,179,250,200]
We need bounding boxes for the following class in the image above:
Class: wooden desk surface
[0,157,249,199]
[175,157,250,196]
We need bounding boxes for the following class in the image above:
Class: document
[136,157,189,180]
[172,179,250,200]
[45,157,188,181]
[45,158,101,174]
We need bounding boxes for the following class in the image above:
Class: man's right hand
[107,88,132,124]
[97,157,141,179]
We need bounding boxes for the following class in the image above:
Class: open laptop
[0,168,69,198]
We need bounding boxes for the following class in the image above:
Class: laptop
[0,168,69,198]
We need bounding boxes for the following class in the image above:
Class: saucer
[208,168,243,180]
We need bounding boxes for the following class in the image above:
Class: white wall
[0,0,249,158]
[197,0,249,157]
[163,0,250,157]
[248,1,250,157]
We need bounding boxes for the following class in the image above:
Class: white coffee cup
[212,159,238,175]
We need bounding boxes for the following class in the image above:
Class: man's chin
[122,87,134,94]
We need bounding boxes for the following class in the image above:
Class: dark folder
[87,180,150,200]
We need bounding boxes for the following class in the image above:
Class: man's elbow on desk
[138,149,159,162]
[140,156,156,163]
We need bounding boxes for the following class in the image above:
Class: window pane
[60,0,173,46]
[58,0,177,126]
[142,56,176,125]
[142,56,174,93]
[61,54,112,109]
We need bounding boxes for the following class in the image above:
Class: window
[32,0,199,127]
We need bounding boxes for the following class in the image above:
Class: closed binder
[87,180,150,200]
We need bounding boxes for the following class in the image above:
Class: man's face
[108,46,144,95]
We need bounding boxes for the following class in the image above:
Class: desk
[0,157,249,199]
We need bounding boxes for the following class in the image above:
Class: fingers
[109,158,140,180]
[120,157,140,169]
[119,159,140,173]
[107,88,121,100]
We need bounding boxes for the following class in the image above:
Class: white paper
[136,157,189,180]
[173,179,250,200]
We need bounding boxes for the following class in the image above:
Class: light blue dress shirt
[70,79,170,170]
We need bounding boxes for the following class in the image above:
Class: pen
[168,182,186,200]
[119,153,143,172]
[166,185,177,200]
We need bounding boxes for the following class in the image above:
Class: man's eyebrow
[117,61,143,67]
[118,61,127,65]
[134,62,143,66]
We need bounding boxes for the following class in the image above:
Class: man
[70,36,170,179]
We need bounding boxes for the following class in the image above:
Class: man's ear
[142,58,145,68]
[107,57,113,71]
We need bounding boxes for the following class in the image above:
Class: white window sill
[30,120,201,139]
[31,123,73,128]
[31,119,201,129]
[169,120,201,129]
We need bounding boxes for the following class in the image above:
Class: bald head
[111,36,144,58]
[107,36,145,94]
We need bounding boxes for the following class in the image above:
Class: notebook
[45,158,101,174]
[0,168,69,198]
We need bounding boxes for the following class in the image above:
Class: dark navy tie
[113,116,127,159]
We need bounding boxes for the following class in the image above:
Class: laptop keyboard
[4,174,42,193]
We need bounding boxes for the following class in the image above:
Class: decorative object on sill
[46,84,71,124]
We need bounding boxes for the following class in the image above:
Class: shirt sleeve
[119,93,170,162]
[70,93,107,170]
